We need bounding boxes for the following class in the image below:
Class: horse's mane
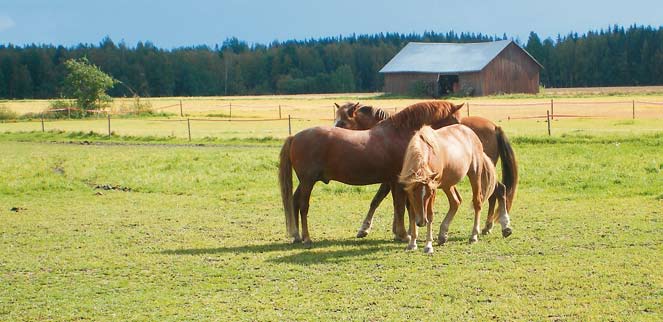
[399,126,441,189]
[386,101,460,130]
[358,105,390,122]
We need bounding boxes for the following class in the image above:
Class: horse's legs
[391,183,410,242]
[482,193,497,235]
[405,203,418,251]
[292,186,302,243]
[438,186,461,245]
[297,182,315,246]
[424,190,436,254]
[357,183,390,238]
[469,176,483,244]
[494,182,513,238]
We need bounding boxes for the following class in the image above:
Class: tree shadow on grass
[160,238,400,265]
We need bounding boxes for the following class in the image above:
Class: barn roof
[379,40,541,74]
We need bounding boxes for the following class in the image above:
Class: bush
[408,80,437,97]
[0,105,18,121]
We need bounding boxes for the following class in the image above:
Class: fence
[4,98,663,138]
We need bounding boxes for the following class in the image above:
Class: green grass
[1,131,662,320]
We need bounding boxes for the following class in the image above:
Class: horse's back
[460,116,498,163]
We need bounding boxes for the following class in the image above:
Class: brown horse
[333,102,518,237]
[279,101,463,246]
[399,125,512,254]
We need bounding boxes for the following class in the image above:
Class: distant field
[1,91,662,140]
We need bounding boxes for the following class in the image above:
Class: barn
[379,40,543,97]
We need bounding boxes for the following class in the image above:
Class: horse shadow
[161,238,400,265]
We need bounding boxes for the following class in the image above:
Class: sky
[1,0,662,48]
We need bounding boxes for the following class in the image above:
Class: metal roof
[379,40,540,74]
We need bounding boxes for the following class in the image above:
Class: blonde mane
[399,126,441,189]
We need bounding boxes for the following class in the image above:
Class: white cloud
[0,15,16,32]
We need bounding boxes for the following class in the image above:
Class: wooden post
[187,118,191,141]
[41,114,45,132]
[467,102,470,117]
[394,107,397,114]
[546,110,551,136]
[279,105,282,119]
[332,106,335,120]
[550,99,554,120]
[107,114,111,137]
[229,102,232,119]
[288,115,292,136]
[67,107,71,119]
[180,100,183,117]
[632,100,635,119]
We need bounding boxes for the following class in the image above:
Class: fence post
[229,102,232,119]
[68,107,71,119]
[632,100,635,119]
[279,105,282,119]
[332,106,335,120]
[41,114,45,132]
[550,99,554,120]
[180,100,183,117]
[107,114,111,137]
[394,107,397,114]
[187,118,191,141]
[547,110,551,136]
[467,102,470,117]
[288,115,292,136]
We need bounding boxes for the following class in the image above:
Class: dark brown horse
[334,102,518,237]
[279,101,463,245]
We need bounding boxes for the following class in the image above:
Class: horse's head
[403,177,438,227]
[399,127,442,227]
[431,102,464,129]
[333,102,380,130]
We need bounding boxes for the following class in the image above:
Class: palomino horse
[399,125,512,254]
[333,102,517,237]
[279,101,463,246]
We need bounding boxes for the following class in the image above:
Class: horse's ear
[348,103,361,117]
[334,103,341,109]
[452,103,465,112]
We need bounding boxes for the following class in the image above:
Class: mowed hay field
[1,92,662,320]
[2,90,663,139]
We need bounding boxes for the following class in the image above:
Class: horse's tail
[495,126,518,212]
[480,153,497,205]
[279,136,296,238]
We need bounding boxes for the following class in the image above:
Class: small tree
[63,57,116,110]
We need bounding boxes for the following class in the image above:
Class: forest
[1,25,662,99]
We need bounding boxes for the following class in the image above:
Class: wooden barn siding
[458,72,482,96]
[480,43,540,95]
[383,73,438,95]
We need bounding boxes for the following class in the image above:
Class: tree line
[1,25,661,99]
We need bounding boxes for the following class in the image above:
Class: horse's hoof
[424,246,434,254]
[481,227,492,235]
[438,236,448,245]
[292,236,302,243]
[405,244,417,251]
[356,230,369,238]
[394,234,411,243]
[502,227,513,238]
[469,237,478,244]
[302,240,313,249]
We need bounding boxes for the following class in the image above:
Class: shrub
[0,105,18,121]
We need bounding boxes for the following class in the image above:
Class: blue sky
[1,0,661,48]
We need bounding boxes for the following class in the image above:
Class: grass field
[1,93,662,320]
